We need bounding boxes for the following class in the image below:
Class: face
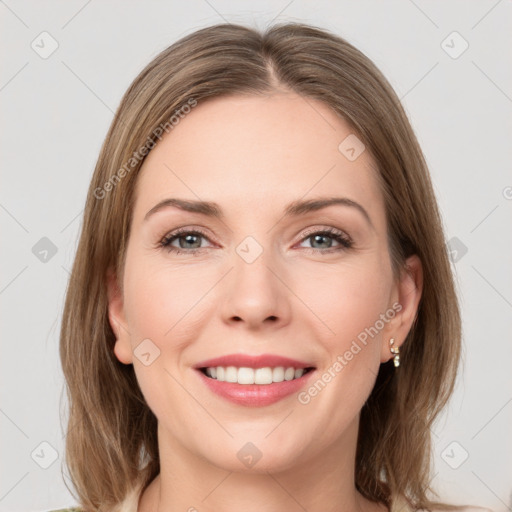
[107,92,422,473]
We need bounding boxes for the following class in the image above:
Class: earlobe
[380,254,423,363]
[113,339,133,365]
[106,267,133,365]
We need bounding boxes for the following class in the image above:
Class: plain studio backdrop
[1,1,511,511]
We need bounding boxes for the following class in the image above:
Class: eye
[159,227,213,255]
[297,227,353,253]
[158,226,353,256]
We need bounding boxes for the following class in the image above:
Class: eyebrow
[144,197,374,230]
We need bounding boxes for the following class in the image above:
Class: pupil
[312,234,331,249]
[181,234,200,249]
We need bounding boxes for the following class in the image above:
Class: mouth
[193,353,317,406]
[195,363,317,407]
[198,365,316,385]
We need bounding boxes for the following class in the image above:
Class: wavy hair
[60,22,462,511]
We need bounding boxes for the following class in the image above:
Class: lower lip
[196,369,316,407]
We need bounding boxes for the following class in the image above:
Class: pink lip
[195,367,316,407]
[193,353,314,370]
[193,353,316,407]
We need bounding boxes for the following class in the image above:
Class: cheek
[121,254,211,414]
[124,255,213,343]
[290,265,391,446]
[298,260,391,347]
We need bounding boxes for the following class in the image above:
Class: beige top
[52,486,493,512]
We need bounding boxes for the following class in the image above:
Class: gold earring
[389,338,400,367]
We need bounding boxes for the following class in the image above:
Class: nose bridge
[221,234,290,327]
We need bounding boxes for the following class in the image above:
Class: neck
[138,415,385,512]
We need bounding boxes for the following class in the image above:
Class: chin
[196,436,308,475]
[211,451,301,475]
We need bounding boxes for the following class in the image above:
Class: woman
[55,21,485,512]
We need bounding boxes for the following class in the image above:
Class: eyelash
[158,226,353,256]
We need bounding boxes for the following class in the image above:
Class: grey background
[1,1,511,511]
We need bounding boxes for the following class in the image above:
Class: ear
[106,267,133,365]
[380,254,423,363]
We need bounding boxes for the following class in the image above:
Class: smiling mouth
[199,366,316,385]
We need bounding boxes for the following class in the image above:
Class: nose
[220,246,291,330]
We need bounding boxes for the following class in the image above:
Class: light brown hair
[60,22,462,511]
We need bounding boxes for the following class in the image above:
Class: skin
[107,91,423,512]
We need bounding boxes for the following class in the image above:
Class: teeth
[203,366,307,384]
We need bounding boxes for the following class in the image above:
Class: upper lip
[193,353,315,370]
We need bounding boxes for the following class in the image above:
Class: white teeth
[238,367,255,384]
[284,367,295,381]
[225,366,238,383]
[272,366,284,383]
[203,366,308,384]
[254,367,273,384]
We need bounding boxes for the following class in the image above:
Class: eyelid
[158,224,353,254]
[159,226,217,247]
[297,225,352,243]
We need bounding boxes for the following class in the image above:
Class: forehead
[133,92,385,227]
